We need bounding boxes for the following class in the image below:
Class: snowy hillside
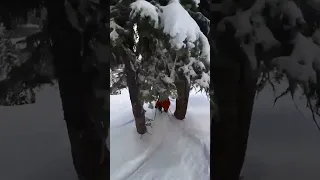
[1,83,320,179]
[110,89,210,180]
[242,84,320,180]
[0,85,77,180]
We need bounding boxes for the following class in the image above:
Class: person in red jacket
[155,98,171,113]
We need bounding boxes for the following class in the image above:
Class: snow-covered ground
[110,89,210,180]
[242,84,320,180]
[1,83,320,180]
[0,85,77,180]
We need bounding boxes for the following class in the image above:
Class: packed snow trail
[1,83,320,179]
[110,89,210,180]
[128,109,210,180]
[110,107,167,180]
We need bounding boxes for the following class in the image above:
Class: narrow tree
[174,0,210,120]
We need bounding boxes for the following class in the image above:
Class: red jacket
[155,98,171,111]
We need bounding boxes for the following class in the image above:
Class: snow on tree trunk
[174,75,190,120]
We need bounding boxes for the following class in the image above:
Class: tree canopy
[110,0,210,105]
[212,0,320,124]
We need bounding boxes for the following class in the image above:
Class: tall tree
[44,0,109,179]
[111,0,210,133]
[110,0,148,134]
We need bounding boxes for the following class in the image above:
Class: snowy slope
[110,89,210,180]
[242,84,320,180]
[0,85,77,180]
[1,80,320,180]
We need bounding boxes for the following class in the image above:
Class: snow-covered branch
[214,0,320,119]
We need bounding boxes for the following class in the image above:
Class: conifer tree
[111,0,210,133]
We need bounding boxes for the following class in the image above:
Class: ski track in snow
[127,113,209,180]
[2,83,320,179]
[168,101,210,165]
[111,110,168,180]
[114,119,135,128]
[110,89,210,180]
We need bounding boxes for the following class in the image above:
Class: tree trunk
[174,77,190,120]
[46,1,109,179]
[121,53,147,134]
[52,38,109,180]
[211,7,258,178]
[212,59,257,180]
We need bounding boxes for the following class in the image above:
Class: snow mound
[160,0,210,63]
[110,19,128,42]
[130,0,210,64]
[161,0,201,49]
[195,71,210,89]
[130,0,159,28]
[272,33,320,85]
[192,0,200,7]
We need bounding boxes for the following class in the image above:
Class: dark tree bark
[174,76,190,120]
[121,49,147,134]
[45,0,109,179]
[212,61,257,180]
[212,47,258,180]
[211,1,258,178]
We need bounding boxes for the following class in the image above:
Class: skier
[155,98,170,113]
